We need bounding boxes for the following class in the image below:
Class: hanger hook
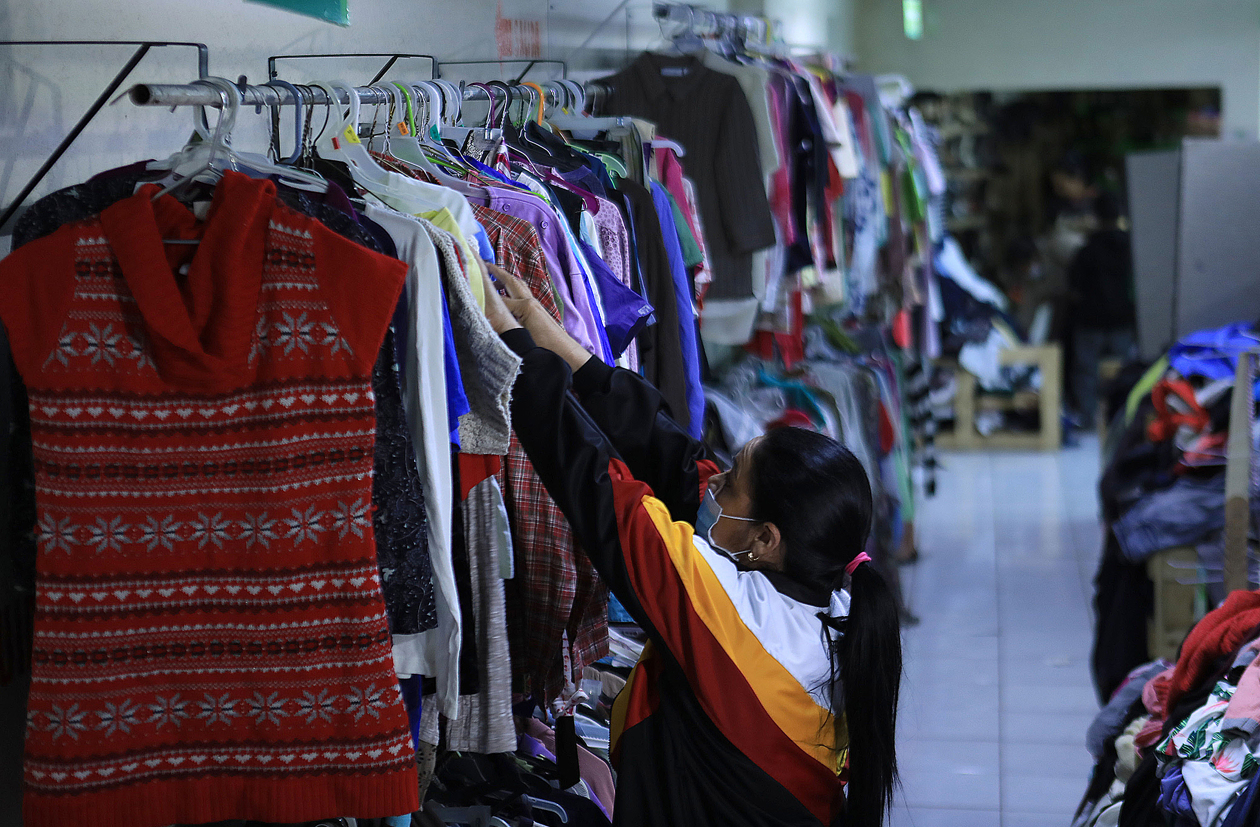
[263,79,304,164]
[304,84,331,150]
[388,80,418,135]
[427,81,449,128]
[437,80,463,125]
[488,81,514,129]
[469,82,497,128]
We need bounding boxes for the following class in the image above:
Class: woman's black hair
[749,427,902,827]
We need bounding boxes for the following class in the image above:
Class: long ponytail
[749,427,902,827]
[836,563,902,827]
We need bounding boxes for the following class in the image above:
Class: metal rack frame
[0,40,209,233]
[267,53,437,86]
[434,59,567,85]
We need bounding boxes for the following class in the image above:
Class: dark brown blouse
[600,53,777,301]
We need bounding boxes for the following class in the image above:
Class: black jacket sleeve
[570,356,718,525]
[499,328,654,631]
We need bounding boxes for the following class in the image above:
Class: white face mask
[695,488,760,562]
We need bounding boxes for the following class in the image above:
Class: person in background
[1002,235,1048,336]
[1068,192,1136,422]
[481,262,903,827]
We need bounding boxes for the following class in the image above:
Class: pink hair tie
[845,552,872,577]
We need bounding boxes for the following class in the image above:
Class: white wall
[853,0,1260,139]
[0,0,708,242]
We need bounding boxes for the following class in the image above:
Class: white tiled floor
[893,439,1103,827]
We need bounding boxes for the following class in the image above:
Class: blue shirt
[650,181,705,438]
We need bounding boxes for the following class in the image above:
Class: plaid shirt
[474,205,609,702]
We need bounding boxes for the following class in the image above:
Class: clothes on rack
[599,53,776,303]
[0,45,936,825]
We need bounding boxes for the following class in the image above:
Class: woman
[482,264,902,827]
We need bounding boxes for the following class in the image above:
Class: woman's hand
[481,261,523,335]
[482,262,595,373]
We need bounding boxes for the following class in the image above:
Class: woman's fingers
[503,297,532,318]
[480,265,522,333]
[485,261,533,303]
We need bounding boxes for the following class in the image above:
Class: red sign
[496,1,542,59]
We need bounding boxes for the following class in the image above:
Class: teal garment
[888,351,916,524]
[756,369,830,428]
[664,190,704,270]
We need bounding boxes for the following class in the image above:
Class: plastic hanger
[413,82,448,148]
[469,82,499,128]
[413,82,474,171]
[524,796,568,823]
[380,83,485,195]
[542,80,570,114]
[521,82,547,125]
[440,82,504,152]
[311,80,418,200]
[592,151,629,179]
[147,79,237,203]
[489,81,514,130]
[648,137,687,157]
[148,77,327,202]
[263,79,306,165]
[545,81,632,138]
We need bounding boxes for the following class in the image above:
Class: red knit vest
[0,173,418,827]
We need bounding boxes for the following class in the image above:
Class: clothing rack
[651,1,770,47]
[127,77,600,111]
[0,40,210,235]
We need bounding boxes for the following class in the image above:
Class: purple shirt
[472,187,608,362]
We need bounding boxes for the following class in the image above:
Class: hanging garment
[2,173,429,677]
[699,51,780,179]
[617,179,690,430]
[419,221,521,457]
[0,172,417,827]
[371,329,438,636]
[600,53,777,301]
[649,180,705,438]
[473,187,607,359]
[475,199,612,700]
[444,464,515,754]
[365,205,462,717]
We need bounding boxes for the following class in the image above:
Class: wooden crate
[936,344,1063,452]
[1146,546,1203,662]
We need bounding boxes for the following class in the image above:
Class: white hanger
[148,77,327,200]
[648,137,687,157]
[376,83,485,197]
[433,81,504,160]
[311,80,410,197]
[413,82,448,148]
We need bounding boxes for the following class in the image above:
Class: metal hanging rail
[0,40,210,234]
[126,78,600,110]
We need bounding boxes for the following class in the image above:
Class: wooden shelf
[937,123,991,139]
[976,390,1040,412]
[935,344,1063,452]
[946,167,992,181]
[947,215,987,231]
